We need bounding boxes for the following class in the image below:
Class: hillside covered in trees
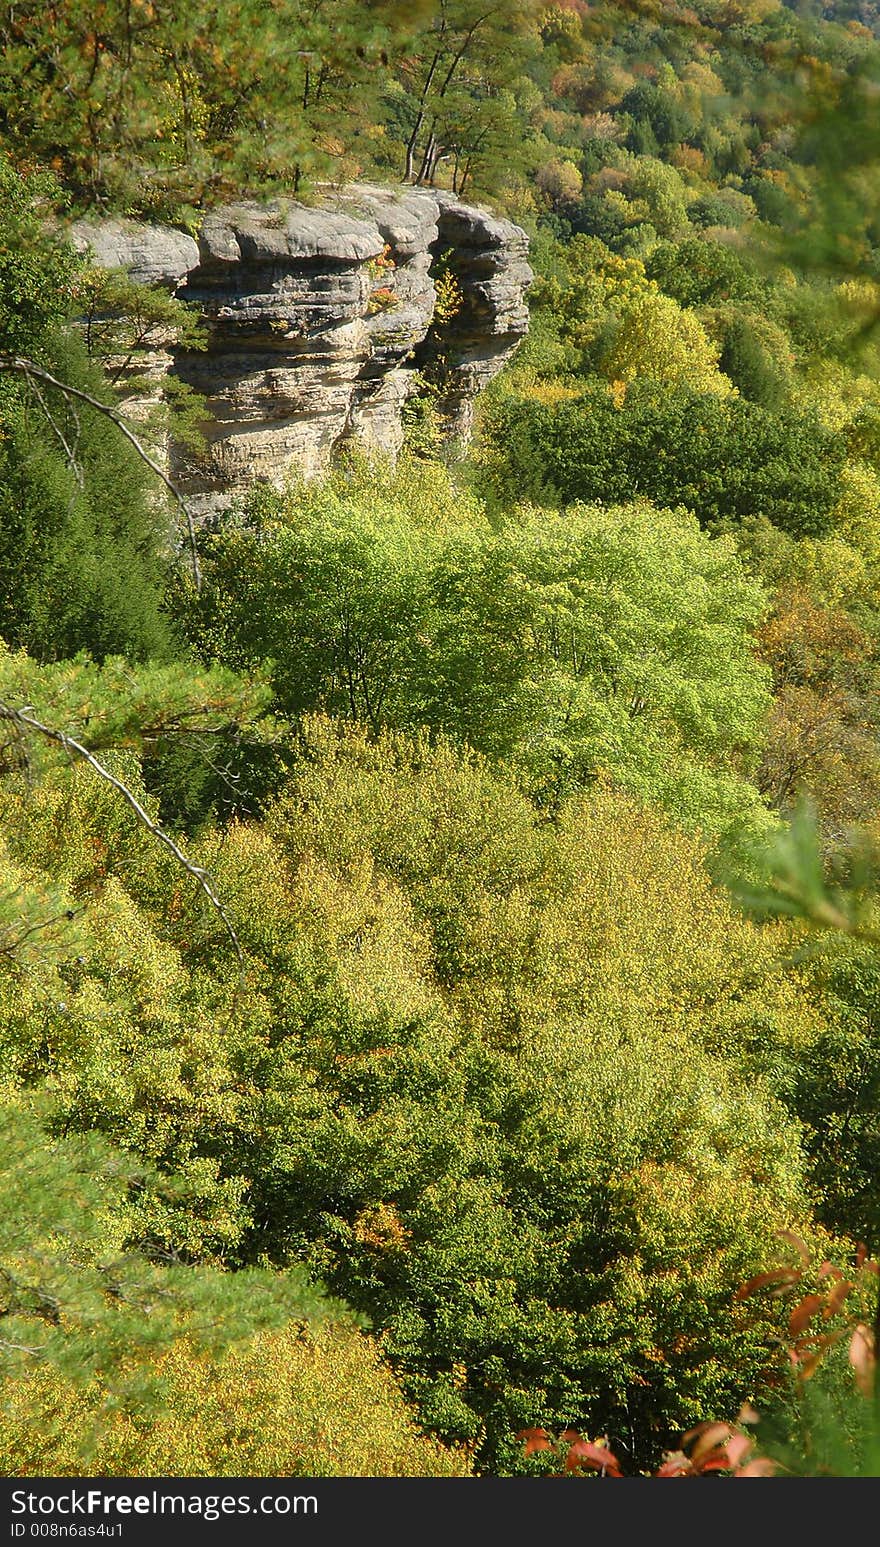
[2,0,880,1480]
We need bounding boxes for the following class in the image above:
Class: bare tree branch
[0,897,87,959]
[0,354,201,592]
[0,701,243,999]
[24,373,85,491]
[0,1338,46,1358]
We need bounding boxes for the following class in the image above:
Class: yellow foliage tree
[0,1322,470,1477]
[602,289,736,398]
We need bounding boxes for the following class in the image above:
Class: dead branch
[0,354,201,592]
[0,701,243,996]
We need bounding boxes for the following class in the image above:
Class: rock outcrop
[68,217,200,289]
[70,185,531,511]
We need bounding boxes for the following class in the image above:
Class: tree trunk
[417,129,437,185]
[404,51,440,182]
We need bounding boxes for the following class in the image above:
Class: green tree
[0,0,413,212]
[0,645,824,1473]
[179,460,772,834]
[482,381,847,539]
[0,160,182,660]
[256,718,815,1469]
[527,235,734,394]
[0,1098,329,1387]
[389,0,540,187]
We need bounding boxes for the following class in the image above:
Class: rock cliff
[70,185,531,511]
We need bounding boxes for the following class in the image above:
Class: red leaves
[565,1439,623,1477]
[519,1228,880,1481]
[725,1433,753,1469]
[516,1234,879,1487]
[684,1421,736,1462]
[655,1453,692,1477]
[785,1283,854,1377]
[517,1427,621,1476]
[653,1423,771,1478]
[737,1240,876,1391]
[519,1422,768,1479]
[676,1422,770,1477]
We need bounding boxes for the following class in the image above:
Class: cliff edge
[70,185,532,512]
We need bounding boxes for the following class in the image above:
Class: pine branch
[0,353,202,592]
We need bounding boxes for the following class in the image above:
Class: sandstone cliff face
[70,185,531,511]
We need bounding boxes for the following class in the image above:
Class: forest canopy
[2,0,880,1482]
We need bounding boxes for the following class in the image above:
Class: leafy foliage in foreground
[0,1099,332,1390]
[0,648,829,1471]
[0,1317,468,1477]
[518,1235,880,1477]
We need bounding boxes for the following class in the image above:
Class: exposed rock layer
[70,185,531,510]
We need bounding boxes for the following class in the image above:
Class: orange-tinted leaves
[817,1261,843,1281]
[777,1229,811,1266]
[684,1422,734,1463]
[806,1329,844,1369]
[798,1350,826,1381]
[725,1433,753,1469]
[678,1421,754,1475]
[565,1439,623,1477]
[735,1457,777,1477]
[518,1427,552,1455]
[655,1427,768,1478]
[853,1243,878,1274]
[824,1279,854,1317]
[849,1324,877,1397]
[656,1453,692,1477]
[789,1294,825,1337]
[520,1426,623,1476]
[735,1267,801,1301]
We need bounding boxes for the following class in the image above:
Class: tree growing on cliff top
[387,0,541,190]
[0,0,421,211]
